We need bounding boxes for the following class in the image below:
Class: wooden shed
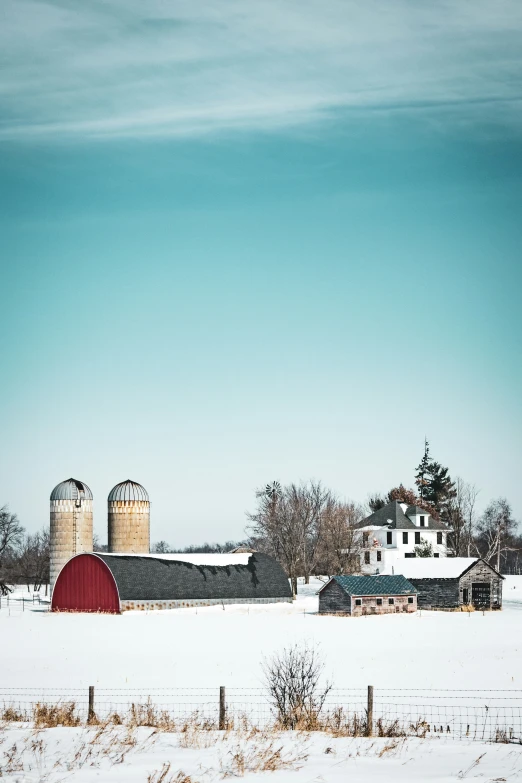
[318,574,417,616]
[394,558,503,610]
[51,551,292,613]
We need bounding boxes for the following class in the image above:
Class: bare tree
[247,480,334,595]
[476,498,518,571]
[318,501,365,575]
[0,506,24,595]
[152,540,172,554]
[17,529,50,592]
[262,643,332,729]
[446,478,479,556]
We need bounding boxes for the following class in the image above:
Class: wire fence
[1,686,521,743]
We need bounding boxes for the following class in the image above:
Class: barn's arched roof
[96,552,291,602]
[50,478,93,501]
[108,480,149,503]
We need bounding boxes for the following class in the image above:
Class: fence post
[367,685,374,737]
[219,686,226,730]
[88,686,95,724]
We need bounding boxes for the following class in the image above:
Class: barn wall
[408,578,460,608]
[319,580,351,614]
[350,594,416,616]
[459,561,503,609]
[51,554,120,613]
[121,596,292,611]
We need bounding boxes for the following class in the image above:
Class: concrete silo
[50,478,93,594]
[108,480,150,553]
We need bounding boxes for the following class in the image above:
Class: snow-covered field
[1,726,522,783]
[2,577,522,691]
[2,578,522,781]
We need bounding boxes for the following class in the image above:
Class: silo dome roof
[50,478,93,501]
[108,480,149,503]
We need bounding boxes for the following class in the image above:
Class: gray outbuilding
[318,574,417,616]
[391,558,503,610]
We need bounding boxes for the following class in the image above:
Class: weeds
[147,763,194,783]
[220,732,309,777]
[34,702,81,728]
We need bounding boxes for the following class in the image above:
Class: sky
[1,0,521,547]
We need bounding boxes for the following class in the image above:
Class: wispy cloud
[1,0,522,141]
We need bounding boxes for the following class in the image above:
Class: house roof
[324,574,417,596]
[96,552,292,601]
[362,500,448,530]
[388,557,504,580]
[362,501,416,529]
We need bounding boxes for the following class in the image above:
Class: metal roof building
[51,551,292,612]
[319,574,417,616]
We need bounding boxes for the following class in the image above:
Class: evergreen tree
[414,440,456,520]
[415,439,431,501]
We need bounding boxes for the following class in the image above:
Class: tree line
[146,442,522,594]
[1,441,521,595]
[0,506,49,595]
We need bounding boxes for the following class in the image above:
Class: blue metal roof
[50,478,93,501]
[108,480,149,503]
[331,574,417,596]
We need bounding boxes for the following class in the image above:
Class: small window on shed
[355,598,362,606]
[420,515,425,527]
[388,597,394,605]
[415,532,421,544]
[364,551,370,564]
[408,596,414,604]
[437,532,443,545]
[376,598,383,606]
[387,531,392,545]
[376,551,382,562]
[434,553,439,558]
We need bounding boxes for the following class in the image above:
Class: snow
[2,577,522,693]
[0,727,521,782]
[100,552,252,565]
[384,557,480,579]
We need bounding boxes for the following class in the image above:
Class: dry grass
[1,705,28,722]
[147,763,195,783]
[33,702,81,728]
[220,732,309,777]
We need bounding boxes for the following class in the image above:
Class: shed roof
[388,557,504,580]
[96,552,292,601]
[324,574,416,596]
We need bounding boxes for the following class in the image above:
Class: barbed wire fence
[1,686,521,743]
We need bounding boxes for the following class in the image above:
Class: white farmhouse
[358,500,449,575]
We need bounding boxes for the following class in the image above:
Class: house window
[355,598,362,606]
[363,532,369,545]
[402,532,408,544]
[364,551,370,565]
[405,552,416,558]
[387,531,392,545]
[376,551,382,562]
[437,532,443,545]
[408,597,414,604]
[434,553,439,558]
[376,598,383,606]
[415,532,421,544]
[388,597,394,605]
[420,515,425,527]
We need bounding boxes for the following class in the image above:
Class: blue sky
[1,1,521,545]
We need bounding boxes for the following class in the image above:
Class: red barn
[51,552,292,613]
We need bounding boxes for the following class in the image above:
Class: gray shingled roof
[362,500,448,531]
[330,574,417,596]
[97,552,292,601]
[362,501,416,529]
